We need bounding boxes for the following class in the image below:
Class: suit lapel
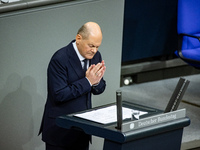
[90,57,98,65]
[67,42,84,78]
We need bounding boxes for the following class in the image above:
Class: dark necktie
[83,59,87,73]
[83,59,91,109]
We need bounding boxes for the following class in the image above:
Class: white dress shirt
[72,42,88,69]
[72,41,92,86]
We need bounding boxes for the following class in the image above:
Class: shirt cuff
[85,77,100,87]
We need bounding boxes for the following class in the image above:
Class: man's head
[76,22,103,60]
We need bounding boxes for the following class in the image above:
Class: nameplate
[122,109,186,132]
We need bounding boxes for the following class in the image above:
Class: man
[39,22,106,150]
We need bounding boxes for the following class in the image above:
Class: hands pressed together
[86,60,106,85]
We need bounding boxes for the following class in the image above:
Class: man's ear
[76,34,82,42]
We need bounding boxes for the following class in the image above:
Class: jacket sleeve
[47,53,91,103]
[91,78,106,95]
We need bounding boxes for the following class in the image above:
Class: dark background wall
[122,0,178,64]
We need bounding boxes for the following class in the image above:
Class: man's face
[76,34,102,60]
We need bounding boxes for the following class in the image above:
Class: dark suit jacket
[39,40,106,147]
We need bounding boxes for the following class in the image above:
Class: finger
[86,65,95,75]
[101,66,106,76]
[101,60,105,65]
[95,65,103,74]
[87,64,95,71]
[96,66,106,77]
[92,63,102,73]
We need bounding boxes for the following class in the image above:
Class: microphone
[116,90,122,130]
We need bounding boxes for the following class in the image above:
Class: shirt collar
[72,41,85,61]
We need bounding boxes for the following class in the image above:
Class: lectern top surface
[74,105,148,124]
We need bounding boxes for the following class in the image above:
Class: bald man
[39,22,106,150]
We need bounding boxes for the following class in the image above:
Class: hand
[86,60,106,85]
